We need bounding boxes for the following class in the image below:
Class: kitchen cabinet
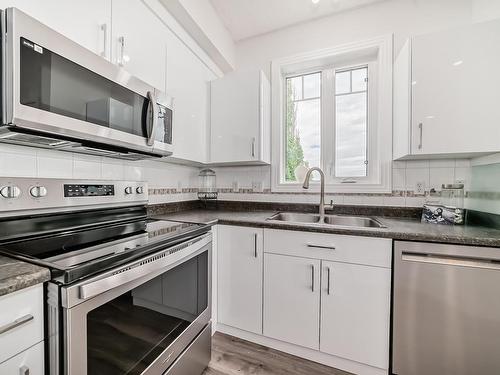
[0,341,44,375]
[0,284,44,371]
[0,0,111,57]
[320,261,391,370]
[111,0,167,91]
[217,226,263,334]
[165,30,216,163]
[393,19,500,159]
[210,70,271,165]
[263,253,321,350]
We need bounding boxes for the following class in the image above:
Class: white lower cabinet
[217,226,263,334]
[320,261,391,369]
[263,254,320,350]
[217,226,392,375]
[0,341,44,375]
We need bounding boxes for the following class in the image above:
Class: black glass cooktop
[0,206,209,284]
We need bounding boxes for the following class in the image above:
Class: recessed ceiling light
[452,60,463,66]
[312,0,321,4]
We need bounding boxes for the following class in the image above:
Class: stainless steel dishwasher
[393,241,500,375]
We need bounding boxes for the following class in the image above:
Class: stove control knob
[124,186,133,195]
[30,186,47,198]
[0,185,21,199]
[136,186,144,194]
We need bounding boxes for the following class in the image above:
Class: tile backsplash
[0,144,199,205]
[467,162,500,215]
[0,143,473,209]
[209,159,472,208]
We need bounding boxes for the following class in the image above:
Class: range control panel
[0,178,148,216]
[64,184,115,197]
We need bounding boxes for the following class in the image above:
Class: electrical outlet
[232,181,239,193]
[252,181,263,193]
[455,178,466,185]
[415,181,425,195]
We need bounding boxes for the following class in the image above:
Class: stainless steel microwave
[0,8,173,160]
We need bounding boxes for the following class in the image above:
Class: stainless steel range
[0,177,212,375]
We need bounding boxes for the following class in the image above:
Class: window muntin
[284,72,321,182]
[334,67,368,178]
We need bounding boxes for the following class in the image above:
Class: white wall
[235,0,499,75]
[0,144,199,204]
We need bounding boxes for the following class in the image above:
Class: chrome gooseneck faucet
[302,167,326,223]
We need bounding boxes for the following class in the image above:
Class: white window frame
[271,35,393,193]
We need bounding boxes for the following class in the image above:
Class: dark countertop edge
[0,257,51,298]
[210,218,500,247]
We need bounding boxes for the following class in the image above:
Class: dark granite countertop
[0,256,50,297]
[155,209,500,247]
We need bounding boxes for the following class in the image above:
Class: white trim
[216,323,387,375]
[271,35,393,193]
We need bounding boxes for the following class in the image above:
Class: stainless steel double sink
[266,212,386,228]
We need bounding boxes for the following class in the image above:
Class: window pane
[303,72,321,99]
[335,71,350,94]
[285,73,321,182]
[335,92,367,177]
[352,68,367,92]
[288,76,303,100]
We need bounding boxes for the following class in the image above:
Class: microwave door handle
[146,91,158,146]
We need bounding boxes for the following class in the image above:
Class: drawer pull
[0,314,34,335]
[307,244,336,250]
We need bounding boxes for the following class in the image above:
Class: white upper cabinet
[210,70,271,165]
[165,31,216,163]
[320,261,391,370]
[217,226,263,334]
[0,0,111,57]
[394,19,500,159]
[111,0,167,91]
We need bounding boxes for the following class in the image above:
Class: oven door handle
[78,233,211,300]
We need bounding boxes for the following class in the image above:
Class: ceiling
[210,0,386,41]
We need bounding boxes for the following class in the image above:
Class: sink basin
[267,212,386,228]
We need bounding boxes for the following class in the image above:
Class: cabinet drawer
[264,229,391,268]
[0,285,44,363]
[0,341,44,375]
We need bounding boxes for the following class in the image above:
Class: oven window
[86,251,208,374]
[19,37,149,137]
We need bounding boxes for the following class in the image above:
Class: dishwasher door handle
[401,252,500,271]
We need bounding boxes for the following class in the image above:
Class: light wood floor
[203,332,353,375]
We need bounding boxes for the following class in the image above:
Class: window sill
[272,182,392,194]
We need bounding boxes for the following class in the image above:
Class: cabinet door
[411,19,500,155]
[393,39,411,160]
[320,261,391,369]
[0,0,111,57]
[166,30,215,163]
[263,253,320,350]
[211,70,269,164]
[112,0,167,91]
[217,226,263,334]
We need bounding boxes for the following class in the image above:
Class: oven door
[59,234,211,375]
[1,8,173,157]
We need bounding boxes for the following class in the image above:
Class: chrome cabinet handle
[418,122,423,150]
[311,264,315,292]
[251,138,256,158]
[118,36,125,66]
[307,244,336,250]
[146,91,158,147]
[253,233,258,258]
[100,23,108,58]
[327,267,332,295]
[0,314,34,335]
